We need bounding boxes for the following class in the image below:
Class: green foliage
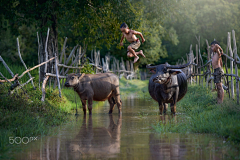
[80,59,95,74]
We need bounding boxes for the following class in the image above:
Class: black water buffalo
[147,62,190,115]
[65,73,122,115]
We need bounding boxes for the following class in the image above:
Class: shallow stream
[13,98,237,160]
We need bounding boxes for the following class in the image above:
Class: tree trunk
[39,14,58,82]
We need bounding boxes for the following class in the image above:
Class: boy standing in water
[211,41,224,104]
[119,23,146,63]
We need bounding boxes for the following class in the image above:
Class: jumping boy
[119,23,145,63]
[211,41,224,104]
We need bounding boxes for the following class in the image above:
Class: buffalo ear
[78,73,85,80]
[169,70,181,75]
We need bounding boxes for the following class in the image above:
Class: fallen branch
[10,77,35,94]
[19,57,56,79]
[46,73,67,79]
[0,74,18,83]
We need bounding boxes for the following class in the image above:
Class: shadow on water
[12,98,239,160]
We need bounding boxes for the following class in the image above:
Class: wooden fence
[178,30,240,104]
[0,28,137,101]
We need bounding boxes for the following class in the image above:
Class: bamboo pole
[37,32,41,89]
[228,32,234,99]
[17,38,36,89]
[0,56,14,77]
[44,28,50,74]
[59,37,68,64]
[232,30,239,104]
[225,37,231,98]
[206,40,211,88]
[41,75,49,102]
[55,53,61,98]
[196,44,199,85]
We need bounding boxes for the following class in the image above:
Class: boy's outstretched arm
[120,35,124,46]
[132,30,145,43]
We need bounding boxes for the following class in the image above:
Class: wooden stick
[41,76,49,101]
[55,53,61,98]
[0,72,12,84]
[228,32,235,99]
[0,56,14,77]
[17,38,36,89]
[46,73,67,79]
[232,30,239,104]
[10,77,35,94]
[19,57,56,79]
[44,28,50,74]
[37,32,41,89]
[225,39,231,98]
[0,74,18,83]
[60,37,68,64]
[197,60,212,68]
[57,63,84,69]
[65,45,78,65]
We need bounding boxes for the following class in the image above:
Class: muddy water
[14,98,237,160]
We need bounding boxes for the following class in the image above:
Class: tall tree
[1,0,136,81]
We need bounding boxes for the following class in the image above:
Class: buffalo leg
[163,103,168,114]
[170,103,176,115]
[108,96,116,114]
[81,100,87,115]
[113,88,122,114]
[87,97,93,115]
[158,102,164,115]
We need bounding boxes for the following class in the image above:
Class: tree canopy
[0,0,240,67]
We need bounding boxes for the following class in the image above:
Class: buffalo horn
[166,61,191,69]
[146,64,157,69]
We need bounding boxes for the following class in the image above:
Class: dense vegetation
[1,0,240,68]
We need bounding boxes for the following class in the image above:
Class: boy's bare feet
[134,56,139,63]
[139,50,145,58]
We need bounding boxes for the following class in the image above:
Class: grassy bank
[152,84,240,143]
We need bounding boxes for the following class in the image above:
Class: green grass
[152,84,240,144]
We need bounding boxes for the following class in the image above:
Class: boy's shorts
[213,67,223,83]
[127,39,141,53]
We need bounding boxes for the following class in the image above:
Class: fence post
[232,30,239,104]
[228,32,235,99]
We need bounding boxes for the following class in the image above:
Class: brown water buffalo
[65,73,122,115]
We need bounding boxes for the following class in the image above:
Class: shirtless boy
[211,41,224,104]
[119,23,146,63]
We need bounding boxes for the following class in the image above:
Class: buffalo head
[146,62,191,84]
[65,73,85,87]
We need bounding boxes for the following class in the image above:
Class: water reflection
[67,115,122,159]
[149,133,186,160]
